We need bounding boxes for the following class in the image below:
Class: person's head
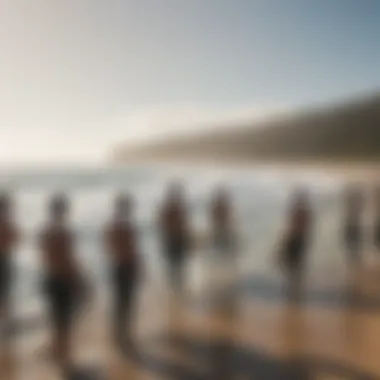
[49,193,69,222]
[0,191,12,219]
[114,193,133,219]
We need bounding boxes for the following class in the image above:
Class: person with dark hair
[39,193,87,373]
[342,186,364,264]
[103,193,141,353]
[0,192,19,338]
[210,186,236,256]
[158,181,190,291]
[279,188,312,286]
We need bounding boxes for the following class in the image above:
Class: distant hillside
[112,93,380,163]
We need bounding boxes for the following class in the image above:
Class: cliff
[112,93,380,164]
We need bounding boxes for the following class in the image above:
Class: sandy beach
[1,163,380,379]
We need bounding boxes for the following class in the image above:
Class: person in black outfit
[210,186,236,256]
[103,194,141,352]
[374,185,380,252]
[280,188,312,287]
[342,186,364,264]
[158,182,190,291]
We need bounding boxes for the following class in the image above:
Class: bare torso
[40,225,77,278]
[161,204,188,240]
[105,221,138,266]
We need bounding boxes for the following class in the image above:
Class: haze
[0,0,379,164]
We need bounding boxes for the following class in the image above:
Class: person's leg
[112,267,127,346]
[47,279,73,371]
[348,239,360,265]
[125,267,138,331]
[121,266,139,353]
[172,252,186,291]
[167,246,179,289]
[375,226,380,253]
[0,259,11,332]
[345,228,360,265]
[285,240,304,301]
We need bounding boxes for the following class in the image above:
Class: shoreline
[112,158,380,183]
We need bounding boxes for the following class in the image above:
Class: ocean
[0,164,344,319]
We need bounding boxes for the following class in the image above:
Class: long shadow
[196,274,380,312]
[139,333,377,380]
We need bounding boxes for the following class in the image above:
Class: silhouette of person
[158,181,190,291]
[374,185,380,252]
[210,186,236,256]
[279,188,312,288]
[103,193,141,353]
[342,186,364,264]
[0,192,19,338]
[39,194,87,374]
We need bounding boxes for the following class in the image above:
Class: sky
[0,0,379,164]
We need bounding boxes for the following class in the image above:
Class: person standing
[39,194,87,374]
[0,192,19,338]
[210,186,236,256]
[373,185,380,253]
[158,181,190,291]
[342,186,364,264]
[279,188,313,287]
[103,194,141,353]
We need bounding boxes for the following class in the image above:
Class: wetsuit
[344,222,361,258]
[0,254,11,308]
[374,215,380,250]
[343,207,362,261]
[212,201,234,254]
[342,192,363,262]
[282,207,311,277]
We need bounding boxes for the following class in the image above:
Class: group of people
[0,181,379,376]
[278,185,380,286]
[0,182,236,376]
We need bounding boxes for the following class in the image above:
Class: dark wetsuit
[0,255,11,306]
[344,223,361,256]
[375,216,380,250]
[45,275,75,334]
[342,192,363,261]
[105,221,140,340]
[212,201,234,254]
[282,207,311,277]
[343,209,362,261]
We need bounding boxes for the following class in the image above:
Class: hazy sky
[1,0,379,164]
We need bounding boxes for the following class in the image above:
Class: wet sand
[3,238,380,379]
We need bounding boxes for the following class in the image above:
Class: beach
[1,163,380,379]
